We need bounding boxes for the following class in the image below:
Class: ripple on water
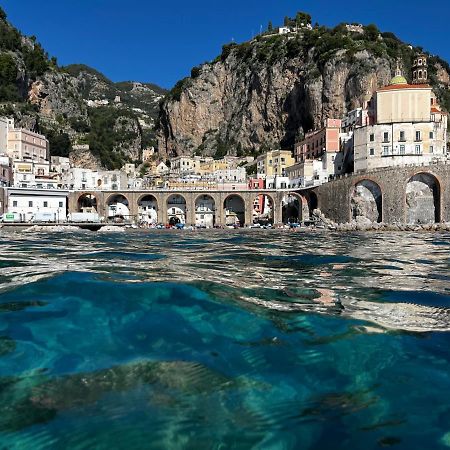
[0,230,449,449]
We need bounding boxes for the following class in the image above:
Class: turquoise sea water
[1,229,450,449]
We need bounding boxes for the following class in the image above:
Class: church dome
[390,75,408,85]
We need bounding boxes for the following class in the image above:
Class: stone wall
[312,163,450,224]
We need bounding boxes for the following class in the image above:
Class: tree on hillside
[295,12,312,26]
[364,24,380,41]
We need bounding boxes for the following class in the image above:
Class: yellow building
[198,158,228,175]
[256,150,295,178]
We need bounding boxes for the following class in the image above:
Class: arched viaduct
[311,163,450,224]
[67,164,450,226]
[69,189,287,227]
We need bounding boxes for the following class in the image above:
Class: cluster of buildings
[0,54,448,225]
[141,152,253,191]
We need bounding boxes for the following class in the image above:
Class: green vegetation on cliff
[0,6,166,169]
[166,12,450,113]
[87,107,138,169]
[0,7,49,102]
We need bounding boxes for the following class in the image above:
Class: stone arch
[252,193,274,225]
[282,193,304,224]
[351,179,383,223]
[406,172,441,224]
[195,194,216,228]
[138,194,158,225]
[106,194,130,219]
[77,193,98,213]
[224,194,245,227]
[167,194,187,225]
[306,191,318,218]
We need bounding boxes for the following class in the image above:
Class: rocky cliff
[157,20,450,158]
[0,8,166,169]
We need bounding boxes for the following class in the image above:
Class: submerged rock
[0,336,16,356]
[0,359,252,432]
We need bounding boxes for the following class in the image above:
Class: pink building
[248,178,265,189]
[295,119,342,162]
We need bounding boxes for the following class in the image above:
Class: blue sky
[2,0,449,89]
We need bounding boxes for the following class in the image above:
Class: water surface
[1,229,450,449]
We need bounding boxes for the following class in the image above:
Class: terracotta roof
[378,83,431,91]
[431,107,441,113]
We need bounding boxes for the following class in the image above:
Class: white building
[6,188,68,222]
[211,167,246,183]
[265,175,290,189]
[353,67,448,173]
[50,156,71,176]
[195,194,215,228]
[138,197,158,225]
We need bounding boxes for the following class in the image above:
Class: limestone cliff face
[158,30,450,158]
[158,50,392,157]
[69,148,102,170]
[29,71,88,122]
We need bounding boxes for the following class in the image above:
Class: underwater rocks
[0,359,247,432]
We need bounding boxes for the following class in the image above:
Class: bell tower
[412,54,428,84]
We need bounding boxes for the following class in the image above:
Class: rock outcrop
[158,25,450,158]
[0,8,166,169]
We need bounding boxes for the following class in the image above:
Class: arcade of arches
[69,167,450,226]
[314,167,448,225]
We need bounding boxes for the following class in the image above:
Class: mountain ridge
[157,15,450,158]
[0,8,166,169]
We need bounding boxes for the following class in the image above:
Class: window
[415,145,421,154]
[415,131,421,142]
[400,145,405,155]
[28,201,33,207]
[12,200,17,207]
[172,208,176,214]
[430,146,434,154]
[369,148,375,156]
[59,202,63,207]
[383,132,389,143]
[399,131,405,142]
[269,160,272,165]
[43,201,48,207]
[382,146,390,156]
[429,131,434,139]
[281,158,285,163]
